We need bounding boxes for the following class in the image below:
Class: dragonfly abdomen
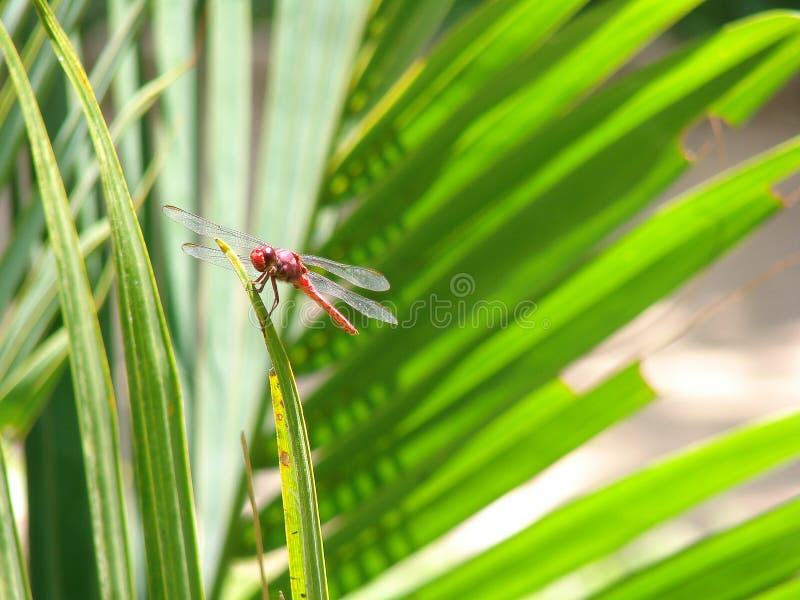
[295,276,358,335]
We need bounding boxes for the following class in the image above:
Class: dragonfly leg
[253,272,268,293]
[269,277,279,317]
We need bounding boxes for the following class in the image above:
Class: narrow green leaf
[0,259,113,435]
[293,12,800,374]
[26,374,99,600]
[271,372,319,600]
[0,19,132,598]
[215,238,329,600]
[712,27,800,124]
[0,329,68,430]
[0,440,31,600]
[107,0,145,183]
[152,0,198,371]
[0,30,188,378]
[591,496,800,600]
[0,0,89,186]
[342,0,454,122]
[0,0,94,311]
[199,0,254,592]
[255,0,371,251]
[0,79,182,419]
[0,2,51,127]
[415,413,800,599]
[261,363,656,596]
[325,0,705,206]
[752,577,800,600]
[32,2,202,597]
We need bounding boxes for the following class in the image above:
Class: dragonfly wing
[306,271,397,325]
[181,244,261,278]
[163,205,266,252]
[300,254,390,291]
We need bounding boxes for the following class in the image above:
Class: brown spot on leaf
[280,451,291,467]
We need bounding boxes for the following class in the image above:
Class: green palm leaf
[3,1,800,598]
[0,18,132,598]
[32,0,202,596]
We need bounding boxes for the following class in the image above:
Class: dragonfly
[162,205,397,335]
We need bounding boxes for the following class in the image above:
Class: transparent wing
[300,254,390,291]
[306,271,397,325]
[181,243,261,278]
[163,205,266,252]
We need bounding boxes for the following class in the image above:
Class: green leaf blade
[0,19,133,599]
[214,238,329,600]
[415,413,800,599]
[752,577,800,600]
[591,497,800,600]
[256,0,372,251]
[152,0,199,374]
[317,363,656,597]
[199,0,255,592]
[31,1,203,597]
[0,441,31,600]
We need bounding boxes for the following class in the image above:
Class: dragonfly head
[250,245,277,272]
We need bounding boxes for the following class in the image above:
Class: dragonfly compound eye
[250,245,277,272]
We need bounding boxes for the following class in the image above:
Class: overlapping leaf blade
[291,18,800,459]
[263,363,655,596]
[0,441,31,600]
[0,0,103,311]
[0,19,132,598]
[241,15,800,595]
[32,1,202,597]
[341,0,455,124]
[752,578,800,600]
[590,496,800,600]
[245,125,797,594]
[415,413,800,599]
[292,11,800,373]
[322,0,705,217]
[0,128,174,436]
[0,62,190,430]
[324,0,592,204]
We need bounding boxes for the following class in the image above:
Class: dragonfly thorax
[274,248,306,281]
[250,245,277,272]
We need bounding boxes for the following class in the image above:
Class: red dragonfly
[163,205,397,335]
